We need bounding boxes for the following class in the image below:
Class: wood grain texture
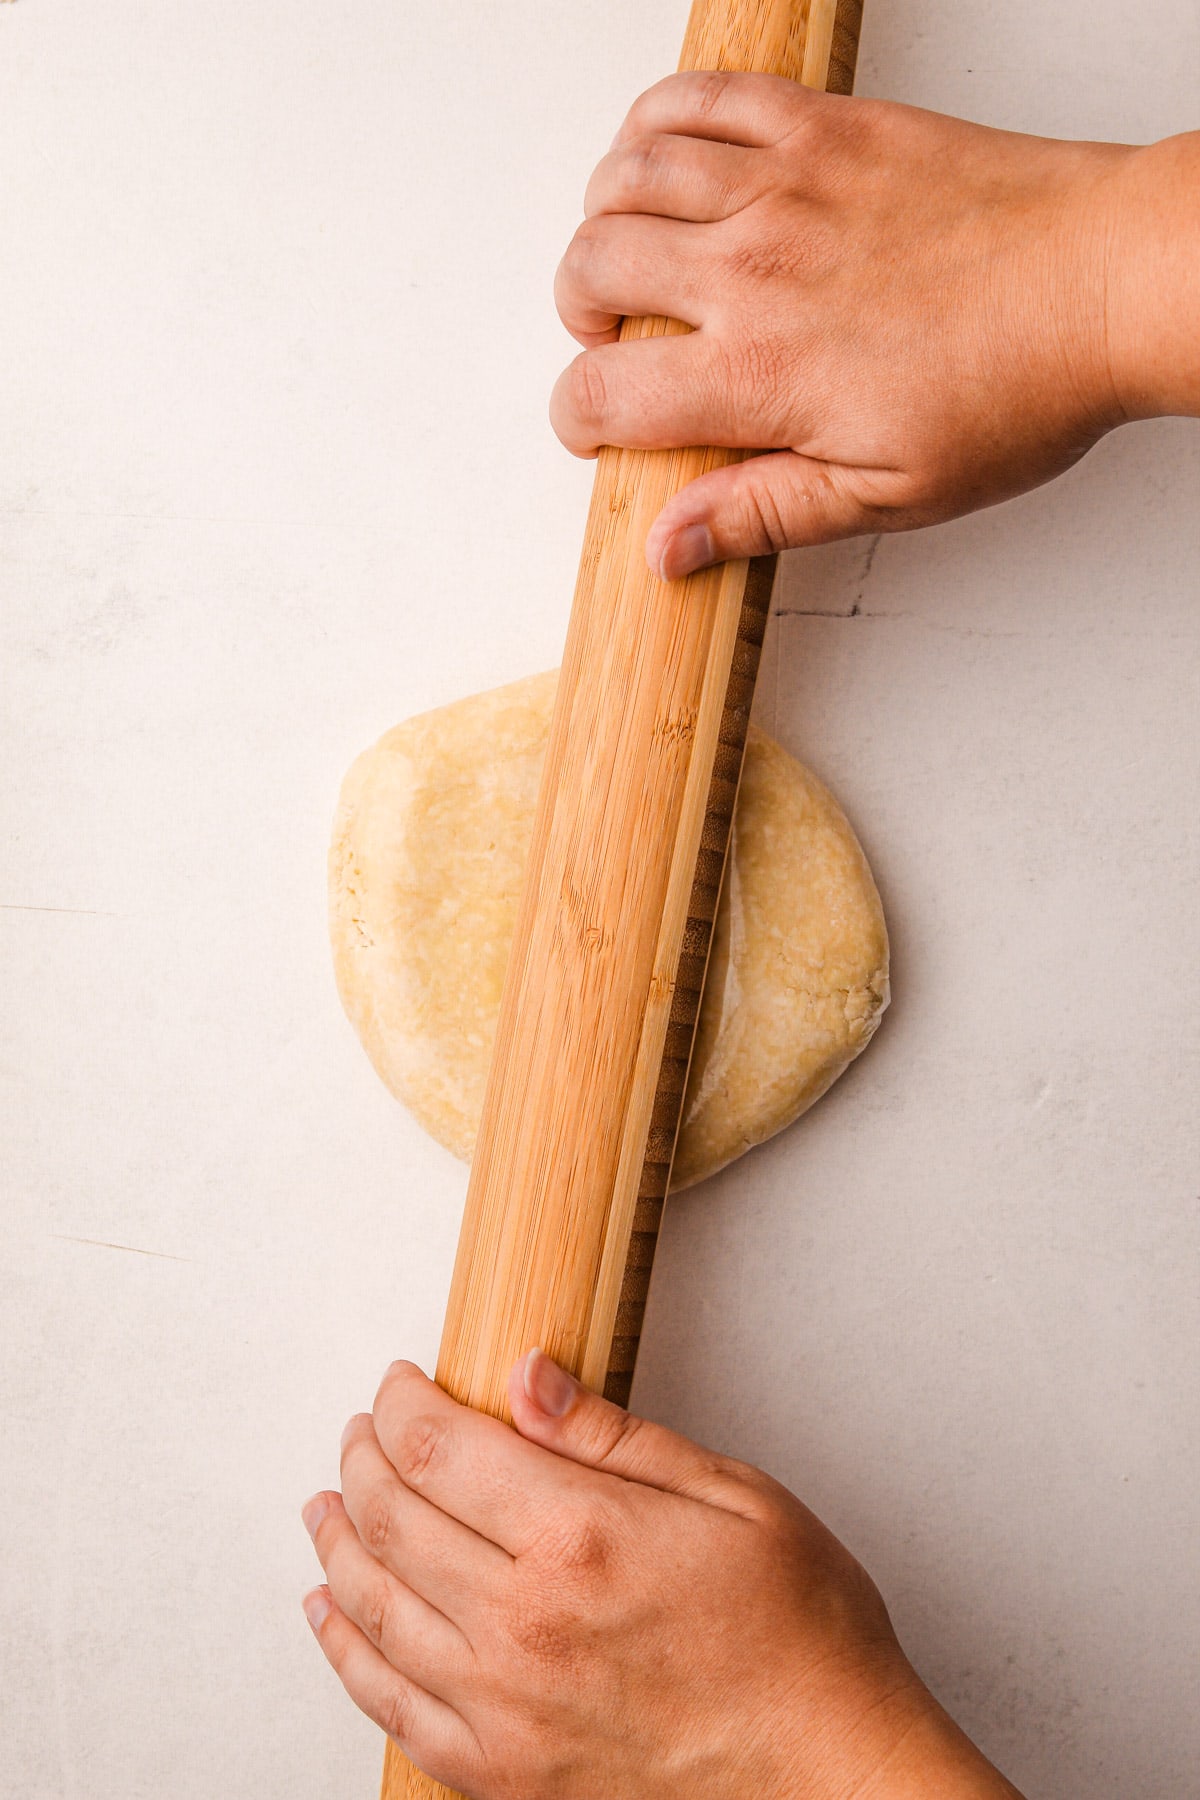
[381,4,862,1796]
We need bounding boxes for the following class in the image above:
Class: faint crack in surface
[2,903,118,917]
[772,606,860,619]
[770,606,1023,640]
[51,1234,194,1263]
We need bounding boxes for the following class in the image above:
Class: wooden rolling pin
[382,3,863,1796]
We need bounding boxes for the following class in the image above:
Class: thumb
[508,1348,752,1512]
[645,449,897,581]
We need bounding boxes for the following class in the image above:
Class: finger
[585,132,764,225]
[368,1361,585,1557]
[508,1349,759,1516]
[302,1585,480,1792]
[339,1413,510,1619]
[303,1490,470,1697]
[644,451,907,577]
[615,69,807,151]
[555,212,711,348]
[550,334,782,458]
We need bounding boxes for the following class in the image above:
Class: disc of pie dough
[329,670,889,1190]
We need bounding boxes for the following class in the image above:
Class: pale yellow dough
[329,670,889,1190]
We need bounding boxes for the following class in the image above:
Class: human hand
[550,72,1198,579]
[302,1353,1022,1799]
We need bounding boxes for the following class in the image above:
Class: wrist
[769,1658,1026,1800]
[852,1694,1027,1800]
[988,137,1136,461]
[1102,131,1200,421]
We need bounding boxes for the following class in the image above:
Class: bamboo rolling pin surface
[382,3,863,1796]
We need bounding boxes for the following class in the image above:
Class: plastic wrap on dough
[329,670,889,1191]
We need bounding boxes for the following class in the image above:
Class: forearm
[1107,129,1200,420]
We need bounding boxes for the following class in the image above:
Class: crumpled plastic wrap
[329,669,889,1191]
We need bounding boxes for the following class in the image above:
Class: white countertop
[2,4,1197,1796]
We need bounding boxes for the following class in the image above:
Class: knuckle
[358,1488,395,1557]
[712,169,751,219]
[379,1680,417,1749]
[693,1446,748,1496]
[781,87,842,148]
[779,94,822,148]
[591,1408,647,1473]
[540,1500,617,1587]
[361,1578,394,1650]
[619,132,672,201]
[563,215,605,278]
[782,93,874,174]
[393,1413,447,1487]
[563,1513,613,1581]
[728,1460,790,1522]
[567,351,612,428]
[575,1514,616,1582]
[691,69,732,120]
[739,470,791,555]
[824,93,877,154]
[623,71,683,133]
[722,1452,777,1494]
[371,1359,425,1429]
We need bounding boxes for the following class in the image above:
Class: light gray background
[2,3,1197,1796]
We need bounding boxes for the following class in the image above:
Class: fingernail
[303,1587,332,1633]
[302,1493,330,1539]
[340,1415,359,1452]
[523,1347,577,1418]
[659,522,715,582]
